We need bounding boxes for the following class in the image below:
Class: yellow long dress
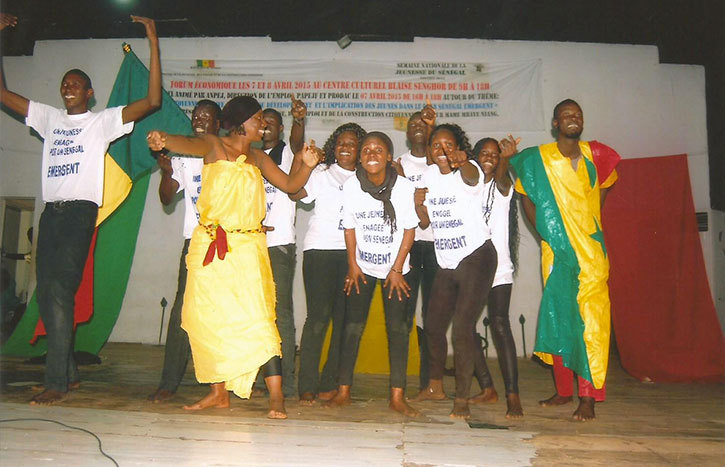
[181,156,280,399]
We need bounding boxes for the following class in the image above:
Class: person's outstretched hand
[0,13,18,31]
[131,16,157,42]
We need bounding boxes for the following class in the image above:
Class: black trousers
[157,239,192,393]
[36,200,97,392]
[472,283,519,394]
[336,273,414,389]
[425,241,497,399]
[405,240,438,389]
[297,249,347,395]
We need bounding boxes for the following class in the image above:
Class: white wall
[0,36,718,355]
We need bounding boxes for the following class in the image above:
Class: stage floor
[1,343,723,466]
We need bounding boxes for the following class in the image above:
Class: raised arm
[420,99,436,164]
[495,135,520,195]
[255,141,322,194]
[0,14,29,118]
[289,94,306,154]
[121,16,161,124]
[0,13,17,30]
[287,94,308,182]
[446,147,479,186]
[147,130,214,160]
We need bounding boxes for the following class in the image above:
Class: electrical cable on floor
[0,418,119,466]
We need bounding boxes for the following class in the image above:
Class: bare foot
[267,394,287,419]
[389,388,419,417]
[32,381,80,392]
[450,398,471,419]
[317,389,337,401]
[183,384,229,410]
[299,392,316,406]
[538,393,573,407]
[505,393,524,419]
[30,389,67,405]
[412,386,447,401]
[147,388,175,403]
[572,397,596,421]
[468,387,499,404]
[324,386,351,408]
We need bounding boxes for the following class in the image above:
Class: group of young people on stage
[146,95,526,421]
[1,14,618,423]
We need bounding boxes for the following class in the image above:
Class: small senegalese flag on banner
[510,141,620,388]
[196,59,215,68]
[2,43,191,356]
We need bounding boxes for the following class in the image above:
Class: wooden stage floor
[1,343,723,466]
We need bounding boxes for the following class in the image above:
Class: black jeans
[472,283,519,394]
[157,239,192,393]
[425,241,497,399]
[255,244,297,397]
[297,249,347,396]
[405,240,438,389]
[337,273,414,389]
[36,200,97,392]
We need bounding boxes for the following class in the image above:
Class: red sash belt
[201,223,263,266]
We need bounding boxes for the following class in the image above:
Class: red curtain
[603,154,724,382]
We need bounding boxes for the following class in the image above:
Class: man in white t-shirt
[148,100,220,403]
[395,111,439,390]
[255,96,306,398]
[0,16,162,405]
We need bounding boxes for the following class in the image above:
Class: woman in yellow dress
[147,96,321,418]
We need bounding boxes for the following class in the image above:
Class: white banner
[162,58,544,132]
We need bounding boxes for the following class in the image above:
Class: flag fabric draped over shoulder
[511,141,620,388]
[2,44,191,356]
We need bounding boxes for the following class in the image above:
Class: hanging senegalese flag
[2,43,191,356]
[196,59,215,69]
[510,141,620,388]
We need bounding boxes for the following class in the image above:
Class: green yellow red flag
[511,141,619,388]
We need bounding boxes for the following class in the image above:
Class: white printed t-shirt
[26,101,134,205]
[422,163,491,270]
[301,163,355,251]
[170,156,204,239]
[342,175,418,279]
[482,178,514,286]
[263,144,296,247]
[396,150,434,242]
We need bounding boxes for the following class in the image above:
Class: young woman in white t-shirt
[469,136,524,419]
[414,123,498,419]
[325,131,420,417]
[292,123,366,405]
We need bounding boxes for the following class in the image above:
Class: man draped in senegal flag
[510,99,620,421]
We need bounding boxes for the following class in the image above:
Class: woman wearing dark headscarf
[325,131,420,416]
[147,96,321,418]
